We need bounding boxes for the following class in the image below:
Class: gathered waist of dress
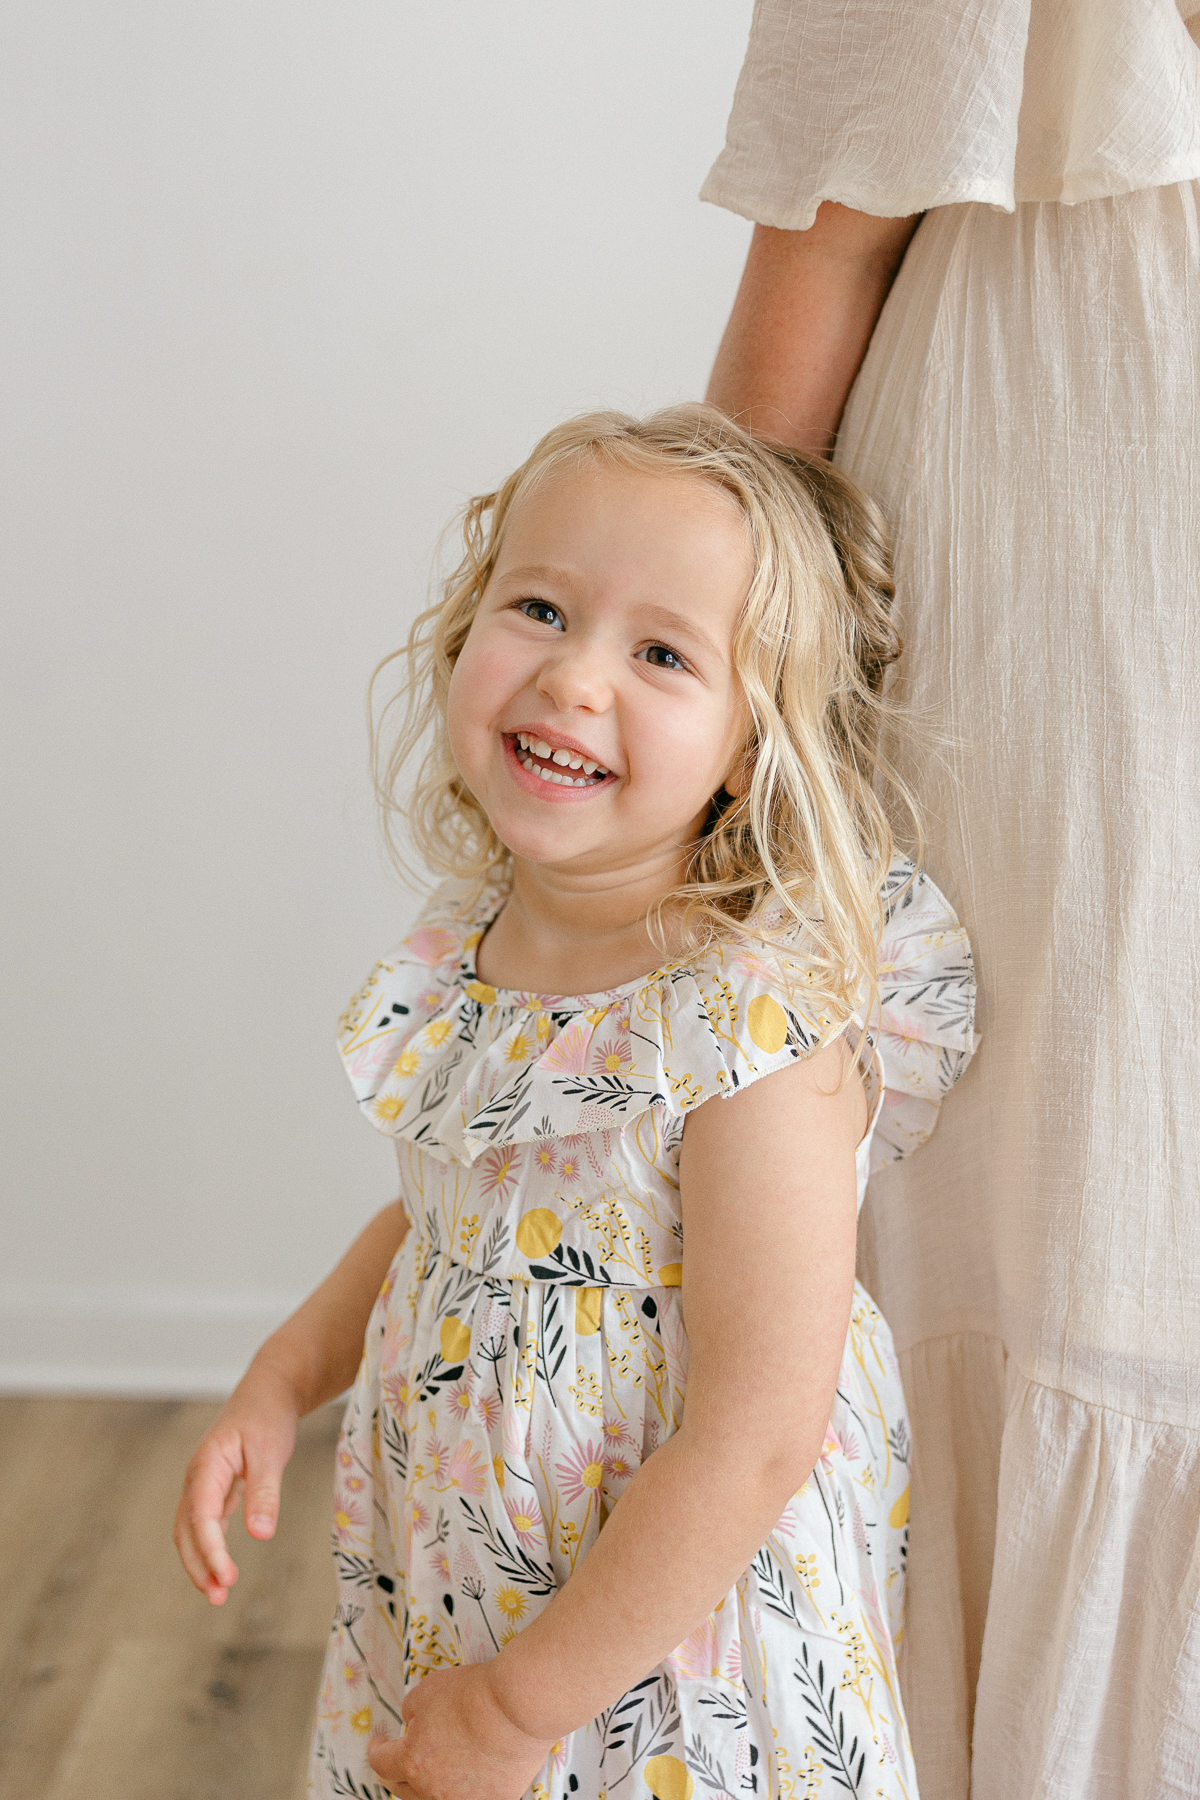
[402,1220,685,1295]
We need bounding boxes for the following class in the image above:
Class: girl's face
[447,461,753,882]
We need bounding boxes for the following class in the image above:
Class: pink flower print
[774,1500,799,1541]
[383,1370,413,1414]
[343,1473,366,1493]
[420,987,443,1010]
[840,1428,861,1463]
[333,1495,366,1541]
[586,1024,632,1076]
[504,1493,547,1546]
[604,1452,635,1486]
[337,1447,354,1470]
[474,1388,502,1432]
[340,1656,365,1689]
[600,1416,630,1448]
[537,1019,592,1075]
[404,924,461,966]
[478,1146,520,1201]
[555,1440,608,1505]
[408,1497,430,1536]
[423,1434,450,1478]
[319,1675,343,1727]
[852,1502,869,1554]
[533,1138,557,1176]
[443,1439,488,1496]
[431,1547,452,1581]
[446,1380,474,1424]
[817,1426,842,1472]
[666,1616,725,1681]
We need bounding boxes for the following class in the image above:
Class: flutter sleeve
[701,0,1200,231]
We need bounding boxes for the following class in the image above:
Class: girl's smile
[504,728,614,793]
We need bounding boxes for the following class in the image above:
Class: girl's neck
[474,854,688,996]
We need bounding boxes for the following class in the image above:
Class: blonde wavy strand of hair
[370,404,921,1036]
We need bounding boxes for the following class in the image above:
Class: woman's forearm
[251,1199,409,1413]
[486,1417,820,1743]
[707,205,921,454]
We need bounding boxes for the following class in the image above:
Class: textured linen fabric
[702,9,1200,1792]
[701,0,1200,229]
[308,863,976,1799]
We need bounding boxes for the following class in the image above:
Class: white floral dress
[309,860,976,1800]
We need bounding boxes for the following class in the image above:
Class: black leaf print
[793,1644,866,1793]
[458,1499,556,1597]
[332,1551,376,1590]
[686,1732,734,1792]
[750,1546,806,1629]
[887,1418,911,1465]
[527,1244,614,1286]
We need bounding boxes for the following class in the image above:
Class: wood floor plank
[42,1636,323,1800]
[0,1398,342,1800]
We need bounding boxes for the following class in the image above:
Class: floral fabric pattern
[309,860,976,1800]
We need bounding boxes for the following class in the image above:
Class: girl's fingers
[242,1447,284,1539]
[367,1737,418,1799]
[176,1444,243,1594]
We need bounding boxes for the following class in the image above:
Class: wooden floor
[0,1396,341,1800]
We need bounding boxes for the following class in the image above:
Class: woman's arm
[371,1041,862,1800]
[707,204,922,454]
[174,1199,409,1603]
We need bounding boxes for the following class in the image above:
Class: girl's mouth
[506,731,614,789]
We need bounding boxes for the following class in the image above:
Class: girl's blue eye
[643,644,686,671]
[519,600,564,630]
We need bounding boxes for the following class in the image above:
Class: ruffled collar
[337,861,978,1171]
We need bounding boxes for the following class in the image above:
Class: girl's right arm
[173,1199,409,1604]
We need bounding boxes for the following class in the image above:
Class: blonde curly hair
[371,404,918,1033]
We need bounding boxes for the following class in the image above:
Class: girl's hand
[367,1664,556,1800]
[173,1358,301,1604]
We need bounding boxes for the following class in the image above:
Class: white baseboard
[0,1287,305,1397]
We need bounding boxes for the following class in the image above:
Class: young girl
[175,405,976,1800]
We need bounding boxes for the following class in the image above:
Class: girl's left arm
[370,1039,862,1800]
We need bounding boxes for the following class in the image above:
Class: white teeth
[551,747,572,766]
[536,766,553,781]
[582,759,597,774]
[533,739,551,758]
[521,756,534,770]
[567,754,583,769]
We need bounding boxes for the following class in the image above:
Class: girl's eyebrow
[638,602,723,662]
[496,562,580,590]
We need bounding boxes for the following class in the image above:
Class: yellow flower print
[392,1046,421,1079]
[424,1016,453,1047]
[349,1705,371,1735]
[494,1585,527,1622]
[505,1030,532,1062]
[372,1092,405,1126]
[492,1453,505,1487]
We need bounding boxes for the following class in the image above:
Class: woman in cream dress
[703,3,1200,1797]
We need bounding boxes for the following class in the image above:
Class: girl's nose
[535,641,614,714]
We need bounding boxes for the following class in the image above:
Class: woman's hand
[173,1357,301,1604]
[367,1665,556,1800]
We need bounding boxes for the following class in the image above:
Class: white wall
[0,2,753,1392]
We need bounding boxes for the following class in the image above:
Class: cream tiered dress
[307,861,974,1800]
[703,4,1200,1796]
